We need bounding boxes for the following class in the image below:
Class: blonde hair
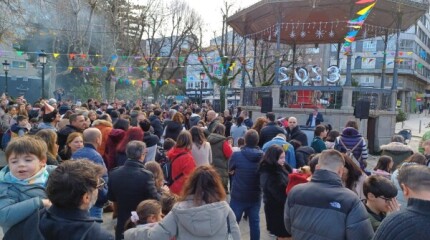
[144,161,164,190]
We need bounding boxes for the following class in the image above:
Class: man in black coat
[306,107,324,127]
[286,117,308,146]
[149,108,163,139]
[259,112,285,148]
[108,141,160,240]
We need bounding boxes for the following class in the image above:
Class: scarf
[4,166,49,187]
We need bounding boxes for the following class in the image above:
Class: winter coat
[224,119,233,137]
[143,132,159,163]
[71,144,108,208]
[230,124,247,146]
[295,146,315,167]
[0,165,56,235]
[4,206,114,240]
[311,136,327,153]
[244,118,253,129]
[126,196,241,240]
[260,164,291,237]
[206,120,220,135]
[286,126,308,147]
[108,159,160,240]
[229,147,263,203]
[373,198,430,240]
[207,133,233,191]
[167,147,196,195]
[93,120,113,157]
[104,128,125,170]
[380,142,413,170]
[164,121,183,141]
[57,125,81,152]
[191,142,212,166]
[149,115,163,139]
[284,169,374,240]
[262,137,297,168]
[335,127,369,169]
[306,112,324,127]
[259,122,285,148]
[189,113,201,128]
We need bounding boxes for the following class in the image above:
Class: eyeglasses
[96,178,106,190]
[378,196,392,203]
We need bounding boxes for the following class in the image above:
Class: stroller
[397,129,412,144]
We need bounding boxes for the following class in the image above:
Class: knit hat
[286,173,310,194]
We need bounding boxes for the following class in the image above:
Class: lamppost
[2,60,10,95]
[38,50,47,99]
[199,71,205,105]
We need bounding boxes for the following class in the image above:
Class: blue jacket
[306,112,324,127]
[72,144,108,208]
[262,137,297,168]
[229,146,263,203]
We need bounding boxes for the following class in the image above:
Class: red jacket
[167,147,196,195]
[103,128,125,170]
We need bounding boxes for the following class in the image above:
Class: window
[363,41,376,51]
[11,61,26,69]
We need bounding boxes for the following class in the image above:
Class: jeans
[89,206,103,220]
[230,199,261,240]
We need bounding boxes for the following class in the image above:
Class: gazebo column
[272,18,282,108]
[241,37,247,106]
[341,51,354,110]
[391,13,402,111]
[378,31,389,109]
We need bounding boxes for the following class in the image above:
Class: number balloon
[278,67,291,83]
[310,65,322,84]
[294,67,309,84]
[326,65,341,84]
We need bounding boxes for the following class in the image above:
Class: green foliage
[396,109,407,123]
[115,85,142,102]
[71,84,102,101]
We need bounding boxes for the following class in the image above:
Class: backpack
[163,152,187,187]
[338,137,363,167]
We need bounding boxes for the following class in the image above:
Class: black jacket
[4,207,114,240]
[143,131,159,148]
[164,121,183,141]
[286,126,308,147]
[149,115,163,139]
[108,160,160,240]
[259,122,285,148]
[57,125,81,152]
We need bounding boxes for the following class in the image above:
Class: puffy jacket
[259,122,285,147]
[284,169,374,240]
[380,142,413,170]
[93,120,113,157]
[164,121,183,141]
[229,147,263,203]
[208,133,232,191]
[295,146,315,167]
[335,127,368,169]
[149,115,163,139]
[167,147,196,195]
[262,137,296,168]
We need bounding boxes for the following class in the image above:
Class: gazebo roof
[227,0,429,44]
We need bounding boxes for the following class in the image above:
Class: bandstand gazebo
[227,0,429,152]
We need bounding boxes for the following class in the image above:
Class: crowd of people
[0,95,429,240]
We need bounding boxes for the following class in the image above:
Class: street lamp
[38,50,47,99]
[199,71,205,105]
[2,60,10,95]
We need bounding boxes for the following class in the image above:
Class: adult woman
[115,127,144,167]
[140,165,241,240]
[343,154,367,200]
[230,116,247,147]
[251,117,267,136]
[58,132,84,160]
[190,126,212,166]
[259,145,292,239]
[335,120,368,171]
[144,161,165,194]
[324,130,340,149]
[35,129,61,165]
[163,112,185,141]
[167,131,196,195]
[104,118,129,170]
[17,103,28,118]
[380,134,413,170]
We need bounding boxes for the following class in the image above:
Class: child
[373,156,394,178]
[10,115,30,137]
[0,136,55,235]
[144,161,166,193]
[363,175,400,231]
[160,192,178,217]
[232,137,245,152]
[123,200,163,240]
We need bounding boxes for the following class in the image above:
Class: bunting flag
[343,0,377,54]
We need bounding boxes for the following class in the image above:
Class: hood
[341,127,361,137]
[173,199,231,237]
[207,133,225,144]
[167,146,191,160]
[92,119,113,128]
[148,115,159,122]
[167,121,183,131]
[241,147,263,162]
[380,142,412,152]
[108,128,125,141]
[297,146,316,155]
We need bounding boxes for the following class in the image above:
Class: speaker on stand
[354,98,370,119]
[261,97,273,113]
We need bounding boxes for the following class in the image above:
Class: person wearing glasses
[4,160,114,240]
[71,128,109,219]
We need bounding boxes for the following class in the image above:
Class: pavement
[0,112,427,239]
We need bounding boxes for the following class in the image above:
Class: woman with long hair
[139,165,241,239]
[251,117,267,136]
[259,145,292,239]
[58,132,84,160]
[163,112,185,141]
[35,129,61,165]
[115,127,144,167]
[189,126,212,166]
[104,118,130,170]
[342,154,367,200]
[144,161,165,194]
[167,131,196,195]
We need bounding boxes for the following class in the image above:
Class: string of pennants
[111,77,187,88]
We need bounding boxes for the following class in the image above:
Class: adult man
[229,129,264,240]
[108,141,160,240]
[139,119,159,163]
[374,165,430,240]
[262,133,296,168]
[206,110,219,134]
[3,160,114,240]
[259,112,285,148]
[285,117,308,146]
[38,101,61,132]
[96,102,107,115]
[149,108,163,138]
[57,113,86,151]
[72,128,108,219]
[189,107,201,128]
[306,107,324,127]
[284,149,374,239]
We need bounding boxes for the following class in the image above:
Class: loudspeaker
[261,97,273,113]
[354,99,370,119]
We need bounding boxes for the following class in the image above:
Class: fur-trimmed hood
[380,142,413,152]
[92,119,113,128]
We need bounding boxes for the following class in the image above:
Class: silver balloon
[326,65,341,84]
[310,65,322,83]
[294,67,309,84]
[278,67,291,83]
